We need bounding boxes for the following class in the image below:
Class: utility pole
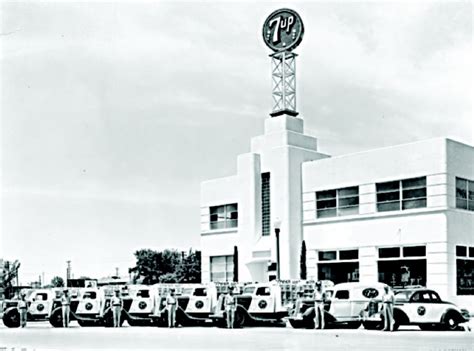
[66,260,71,285]
[115,267,119,277]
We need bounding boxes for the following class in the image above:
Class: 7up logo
[268,15,295,44]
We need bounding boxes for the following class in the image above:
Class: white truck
[211,282,288,328]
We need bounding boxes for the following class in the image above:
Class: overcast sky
[1,1,472,285]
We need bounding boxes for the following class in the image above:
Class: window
[194,288,207,297]
[316,186,359,218]
[210,204,238,230]
[456,245,467,257]
[261,173,271,236]
[403,246,426,257]
[83,291,97,299]
[456,248,474,295]
[35,293,48,301]
[136,290,149,298]
[456,177,474,211]
[376,177,426,212]
[210,255,234,282]
[339,249,358,260]
[256,287,271,296]
[335,290,349,299]
[243,286,256,295]
[318,251,337,261]
[429,292,441,302]
[379,247,400,258]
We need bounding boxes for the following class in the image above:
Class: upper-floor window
[209,203,238,230]
[376,177,426,212]
[316,186,359,218]
[456,177,474,211]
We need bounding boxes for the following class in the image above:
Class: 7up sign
[262,9,304,52]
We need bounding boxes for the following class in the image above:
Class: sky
[1,1,472,285]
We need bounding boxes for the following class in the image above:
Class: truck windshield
[242,286,256,295]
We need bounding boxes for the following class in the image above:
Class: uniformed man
[225,286,237,329]
[18,292,28,328]
[382,285,395,331]
[61,289,71,328]
[293,291,304,319]
[166,288,177,328]
[313,282,326,330]
[111,288,123,328]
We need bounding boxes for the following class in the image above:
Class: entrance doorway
[378,259,426,287]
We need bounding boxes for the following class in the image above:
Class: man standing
[166,288,177,328]
[61,289,71,328]
[18,292,28,328]
[313,282,326,330]
[382,285,395,331]
[111,288,123,328]
[225,286,237,329]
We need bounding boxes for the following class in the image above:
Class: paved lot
[0,322,473,351]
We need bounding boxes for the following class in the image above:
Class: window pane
[226,204,237,212]
[338,187,358,198]
[377,202,400,212]
[403,188,427,200]
[379,247,400,258]
[226,219,238,228]
[339,197,359,207]
[457,259,474,295]
[456,198,468,210]
[338,206,359,216]
[456,178,467,199]
[402,199,427,210]
[340,249,358,260]
[377,191,400,202]
[456,246,467,257]
[317,209,337,218]
[316,190,337,200]
[469,181,474,200]
[210,221,226,230]
[316,199,337,209]
[469,201,474,211]
[402,177,426,189]
[403,246,426,257]
[319,251,337,261]
[377,181,399,192]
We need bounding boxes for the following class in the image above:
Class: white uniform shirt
[225,295,236,309]
[111,296,122,307]
[314,290,325,303]
[18,300,27,310]
[166,295,176,307]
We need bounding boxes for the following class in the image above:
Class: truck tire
[345,321,361,329]
[49,308,63,328]
[77,320,101,327]
[2,309,20,328]
[234,309,246,328]
[443,311,461,331]
[362,321,383,330]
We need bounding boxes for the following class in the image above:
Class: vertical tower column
[270,51,298,117]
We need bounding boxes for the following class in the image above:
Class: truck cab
[175,284,218,326]
[211,282,288,328]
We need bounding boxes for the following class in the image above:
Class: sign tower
[262,9,304,117]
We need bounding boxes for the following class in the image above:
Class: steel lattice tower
[270,51,298,117]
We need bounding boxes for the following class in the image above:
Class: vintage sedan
[391,288,470,331]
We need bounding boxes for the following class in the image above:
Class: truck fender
[440,309,464,324]
[393,307,410,325]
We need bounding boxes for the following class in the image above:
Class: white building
[200,114,474,309]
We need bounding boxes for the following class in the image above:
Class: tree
[129,248,201,284]
[51,276,65,287]
[176,249,201,283]
[233,246,239,282]
[300,240,307,280]
[0,259,20,299]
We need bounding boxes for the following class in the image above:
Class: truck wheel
[234,309,246,328]
[78,320,101,327]
[2,309,20,328]
[104,310,114,328]
[443,312,460,331]
[49,308,63,328]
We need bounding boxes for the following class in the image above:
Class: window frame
[209,203,238,230]
[456,177,474,211]
[376,177,427,213]
[316,186,359,219]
